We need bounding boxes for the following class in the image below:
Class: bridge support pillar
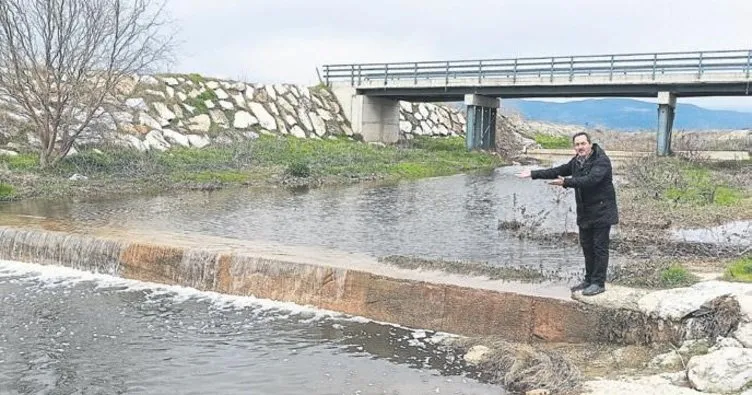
[329,85,399,144]
[464,94,500,150]
[657,92,676,156]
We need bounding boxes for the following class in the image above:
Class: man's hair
[572,132,591,143]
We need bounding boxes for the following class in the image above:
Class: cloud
[162,0,752,110]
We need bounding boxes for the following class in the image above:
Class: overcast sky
[164,0,752,111]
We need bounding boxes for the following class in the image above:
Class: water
[0,260,501,395]
[0,167,586,270]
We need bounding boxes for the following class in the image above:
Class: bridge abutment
[657,92,677,156]
[330,85,399,143]
[464,94,500,150]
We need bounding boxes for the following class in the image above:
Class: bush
[285,159,311,178]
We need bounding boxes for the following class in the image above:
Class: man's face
[573,135,592,157]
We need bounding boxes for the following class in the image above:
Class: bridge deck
[324,49,752,101]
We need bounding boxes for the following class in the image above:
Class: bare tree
[0,0,173,167]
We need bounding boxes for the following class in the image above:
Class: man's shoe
[570,281,590,292]
[582,284,605,296]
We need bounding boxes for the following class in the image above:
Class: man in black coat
[517,132,618,296]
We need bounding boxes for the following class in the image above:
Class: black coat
[531,144,619,229]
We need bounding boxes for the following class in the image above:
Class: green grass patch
[724,256,752,283]
[173,170,249,183]
[534,134,571,149]
[628,156,746,207]
[186,73,205,84]
[611,259,700,289]
[0,153,40,170]
[0,182,15,199]
[3,135,504,198]
[659,265,696,287]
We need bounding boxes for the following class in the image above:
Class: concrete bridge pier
[465,94,500,150]
[657,92,677,156]
[330,85,399,143]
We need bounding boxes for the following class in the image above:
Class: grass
[534,134,571,149]
[0,182,15,199]
[659,265,696,287]
[0,153,40,171]
[724,256,752,283]
[617,155,751,234]
[1,135,504,200]
[610,259,700,289]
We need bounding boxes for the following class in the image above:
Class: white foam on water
[0,260,461,343]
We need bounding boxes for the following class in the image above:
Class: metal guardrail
[323,49,752,87]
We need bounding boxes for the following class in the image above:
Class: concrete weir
[0,225,727,346]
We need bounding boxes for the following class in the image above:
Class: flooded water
[0,260,501,395]
[0,167,587,271]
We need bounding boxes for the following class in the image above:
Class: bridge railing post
[569,56,574,81]
[383,63,389,87]
[652,53,657,80]
[513,58,518,83]
[350,65,354,86]
[698,52,704,79]
[609,55,614,81]
[478,60,483,84]
[746,50,751,79]
[550,57,555,82]
[414,62,418,85]
[358,65,362,85]
[324,65,330,86]
[445,61,450,87]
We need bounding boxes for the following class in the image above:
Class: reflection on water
[0,167,588,271]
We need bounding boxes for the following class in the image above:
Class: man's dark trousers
[579,225,611,287]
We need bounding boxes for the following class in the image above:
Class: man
[517,132,618,296]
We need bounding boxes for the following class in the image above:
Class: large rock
[308,112,326,137]
[214,89,229,100]
[161,129,189,147]
[209,109,228,129]
[399,121,413,134]
[138,113,162,130]
[462,345,491,365]
[297,108,313,132]
[231,93,246,109]
[144,130,169,151]
[187,134,210,148]
[233,111,258,129]
[249,102,276,131]
[687,347,752,393]
[161,77,179,86]
[125,98,148,111]
[290,125,306,138]
[187,114,211,133]
[153,102,176,121]
[734,322,752,348]
[638,281,751,321]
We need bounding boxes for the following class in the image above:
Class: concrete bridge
[323,49,752,155]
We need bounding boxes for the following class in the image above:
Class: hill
[502,98,752,131]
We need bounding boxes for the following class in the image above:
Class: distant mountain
[502,98,752,131]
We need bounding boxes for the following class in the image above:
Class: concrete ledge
[0,226,695,345]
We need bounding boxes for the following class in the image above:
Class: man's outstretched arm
[528,160,573,180]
